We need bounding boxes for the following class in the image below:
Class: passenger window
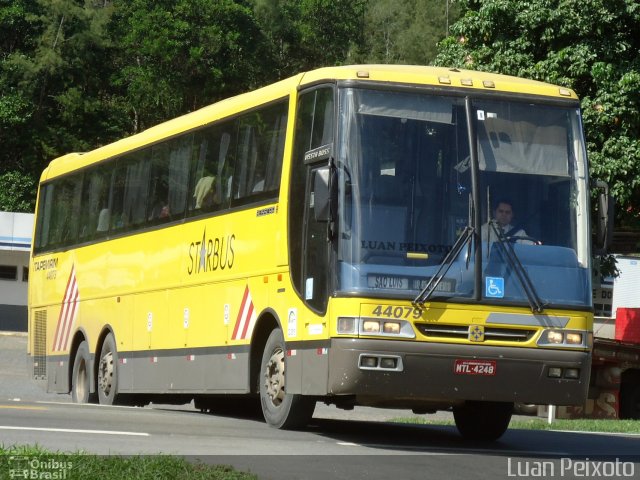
[232,101,288,205]
[189,123,235,214]
[46,176,83,248]
[111,149,151,232]
[79,164,113,240]
[147,136,192,224]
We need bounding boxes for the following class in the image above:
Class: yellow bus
[29,65,595,440]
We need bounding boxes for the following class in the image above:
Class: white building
[0,211,33,331]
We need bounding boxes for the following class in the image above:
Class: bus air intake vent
[416,324,535,342]
[33,310,47,379]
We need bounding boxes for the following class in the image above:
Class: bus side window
[47,175,82,248]
[79,164,112,240]
[149,143,171,223]
[261,103,287,193]
[189,124,235,214]
[148,134,192,223]
[234,118,257,200]
[34,184,54,252]
[113,149,151,231]
[231,101,288,205]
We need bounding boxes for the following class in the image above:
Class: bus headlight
[547,331,564,344]
[383,321,401,334]
[359,318,414,338]
[337,317,357,334]
[566,332,583,345]
[538,329,588,348]
[363,320,381,333]
[336,317,415,338]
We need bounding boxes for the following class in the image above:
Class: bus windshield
[336,87,591,309]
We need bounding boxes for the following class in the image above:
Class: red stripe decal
[231,286,250,340]
[240,302,254,340]
[52,269,74,351]
[53,267,79,352]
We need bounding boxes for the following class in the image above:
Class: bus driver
[481,199,532,244]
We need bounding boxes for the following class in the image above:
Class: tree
[1,0,131,212]
[434,0,640,230]
[253,0,366,76]
[111,0,274,131]
[357,0,459,65]
[0,171,36,212]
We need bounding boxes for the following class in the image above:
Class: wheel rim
[98,351,113,397]
[264,346,285,407]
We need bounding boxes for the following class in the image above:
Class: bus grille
[33,310,47,379]
[416,323,536,342]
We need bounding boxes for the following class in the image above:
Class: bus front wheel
[71,341,96,403]
[453,400,513,441]
[259,329,315,429]
[97,333,119,405]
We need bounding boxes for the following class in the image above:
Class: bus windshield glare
[336,87,591,308]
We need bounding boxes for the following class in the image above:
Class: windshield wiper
[413,225,474,308]
[489,222,545,314]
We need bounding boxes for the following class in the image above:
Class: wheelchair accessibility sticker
[485,277,504,298]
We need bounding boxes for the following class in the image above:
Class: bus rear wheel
[259,329,315,429]
[71,341,96,403]
[97,333,119,405]
[453,401,513,441]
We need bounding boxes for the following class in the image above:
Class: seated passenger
[96,208,110,232]
[193,175,215,209]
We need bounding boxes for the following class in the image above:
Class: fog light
[566,333,583,345]
[564,368,580,379]
[548,367,562,378]
[547,331,564,344]
[363,320,381,333]
[380,357,397,369]
[337,317,357,334]
[383,321,401,334]
[360,356,378,368]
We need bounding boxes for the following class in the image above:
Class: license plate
[454,359,497,376]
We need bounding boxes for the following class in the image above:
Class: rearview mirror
[594,180,614,253]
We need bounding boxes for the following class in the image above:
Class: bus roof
[41,65,578,182]
[300,65,578,100]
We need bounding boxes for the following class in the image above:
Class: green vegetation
[389,416,640,434]
[3,0,637,234]
[0,445,257,480]
[511,418,640,434]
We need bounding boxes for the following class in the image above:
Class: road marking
[36,400,141,409]
[551,429,640,437]
[0,405,47,411]
[0,426,149,436]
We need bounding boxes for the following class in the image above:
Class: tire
[97,333,119,405]
[259,329,315,429]
[453,401,513,441]
[620,381,640,419]
[71,341,96,403]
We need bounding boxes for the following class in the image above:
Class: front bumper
[327,338,590,407]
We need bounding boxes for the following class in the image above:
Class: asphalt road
[2,333,640,480]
